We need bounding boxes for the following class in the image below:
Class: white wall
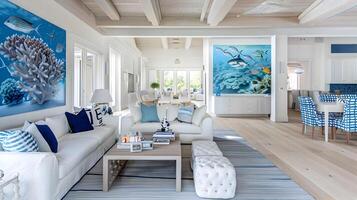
[0,0,141,130]
[108,39,142,110]
[288,37,326,91]
[288,37,357,91]
[141,47,203,70]
[324,37,357,89]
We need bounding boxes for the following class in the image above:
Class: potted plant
[150,82,160,90]
[150,82,160,98]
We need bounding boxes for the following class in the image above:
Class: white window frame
[73,43,103,107]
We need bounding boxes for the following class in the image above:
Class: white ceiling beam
[142,0,162,26]
[96,16,298,28]
[207,0,237,26]
[94,0,120,21]
[200,0,211,22]
[185,37,192,50]
[299,0,357,24]
[161,38,168,49]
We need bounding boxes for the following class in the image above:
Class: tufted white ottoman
[191,141,223,168]
[193,156,236,199]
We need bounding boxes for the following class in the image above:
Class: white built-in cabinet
[330,58,357,83]
[213,95,271,115]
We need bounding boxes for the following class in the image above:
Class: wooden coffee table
[103,137,182,192]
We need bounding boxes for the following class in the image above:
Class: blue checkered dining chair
[337,94,357,103]
[299,96,337,139]
[319,94,337,102]
[335,98,357,144]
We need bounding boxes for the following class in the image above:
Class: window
[189,71,202,93]
[176,71,187,92]
[73,45,102,107]
[163,71,174,91]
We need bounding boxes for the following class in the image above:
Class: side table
[0,170,20,200]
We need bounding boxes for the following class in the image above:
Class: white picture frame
[130,142,142,152]
[142,141,154,150]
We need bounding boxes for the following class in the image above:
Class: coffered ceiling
[56,0,357,35]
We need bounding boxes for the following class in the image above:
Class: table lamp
[90,89,113,115]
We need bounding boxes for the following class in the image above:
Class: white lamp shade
[90,89,113,104]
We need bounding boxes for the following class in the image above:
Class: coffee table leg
[103,157,109,191]
[176,157,182,192]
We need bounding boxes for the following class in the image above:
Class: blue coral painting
[0,0,66,117]
[213,45,271,95]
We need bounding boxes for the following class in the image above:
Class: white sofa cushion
[192,105,207,126]
[129,105,142,123]
[57,134,99,179]
[167,104,178,121]
[45,114,70,139]
[132,122,161,133]
[157,104,167,121]
[67,126,115,144]
[25,123,52,152]
[170,121,201,134]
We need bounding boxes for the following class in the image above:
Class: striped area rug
[63,130,313,200]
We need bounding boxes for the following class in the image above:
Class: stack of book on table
[153,130,175,145]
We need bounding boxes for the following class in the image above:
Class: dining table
[316,101,344,142]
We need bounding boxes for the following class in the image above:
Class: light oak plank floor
[214,110,357,200]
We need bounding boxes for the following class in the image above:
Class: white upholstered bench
[192,140,236,199]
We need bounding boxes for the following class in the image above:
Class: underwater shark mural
[213,45,271,95]
[0,0,66,117]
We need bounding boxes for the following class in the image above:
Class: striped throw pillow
[0,130,10,151]
[177,104,195,123]
[2,130,39,152]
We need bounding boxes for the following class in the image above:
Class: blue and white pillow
[177,104,195,123]
[1,130,39,152]
[0,130,9,151]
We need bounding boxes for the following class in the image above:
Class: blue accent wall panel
[330,84,357,94]
[331,44,357,53]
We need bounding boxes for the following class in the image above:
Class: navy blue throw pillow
[65,109,94,133]
[35,124,58,153]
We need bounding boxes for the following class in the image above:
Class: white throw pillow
[192,105,207,126]
[157,104,167,121]
[25,123,52,152]
[129,105,142,123]
[167,104,179,121]
[45,114,70,139]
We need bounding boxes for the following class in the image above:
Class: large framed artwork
[0,0,66,117]
[213,45,271,95]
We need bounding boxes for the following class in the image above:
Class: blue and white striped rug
[63,130,313,200]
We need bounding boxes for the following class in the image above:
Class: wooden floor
[214,110,357,200]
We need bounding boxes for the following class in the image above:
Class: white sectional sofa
[121,104,213,144]
[0,115,118,200]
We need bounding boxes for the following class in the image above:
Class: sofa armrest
[0,152,58,200]
[120,113,134,135]
[200,114,214,141]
